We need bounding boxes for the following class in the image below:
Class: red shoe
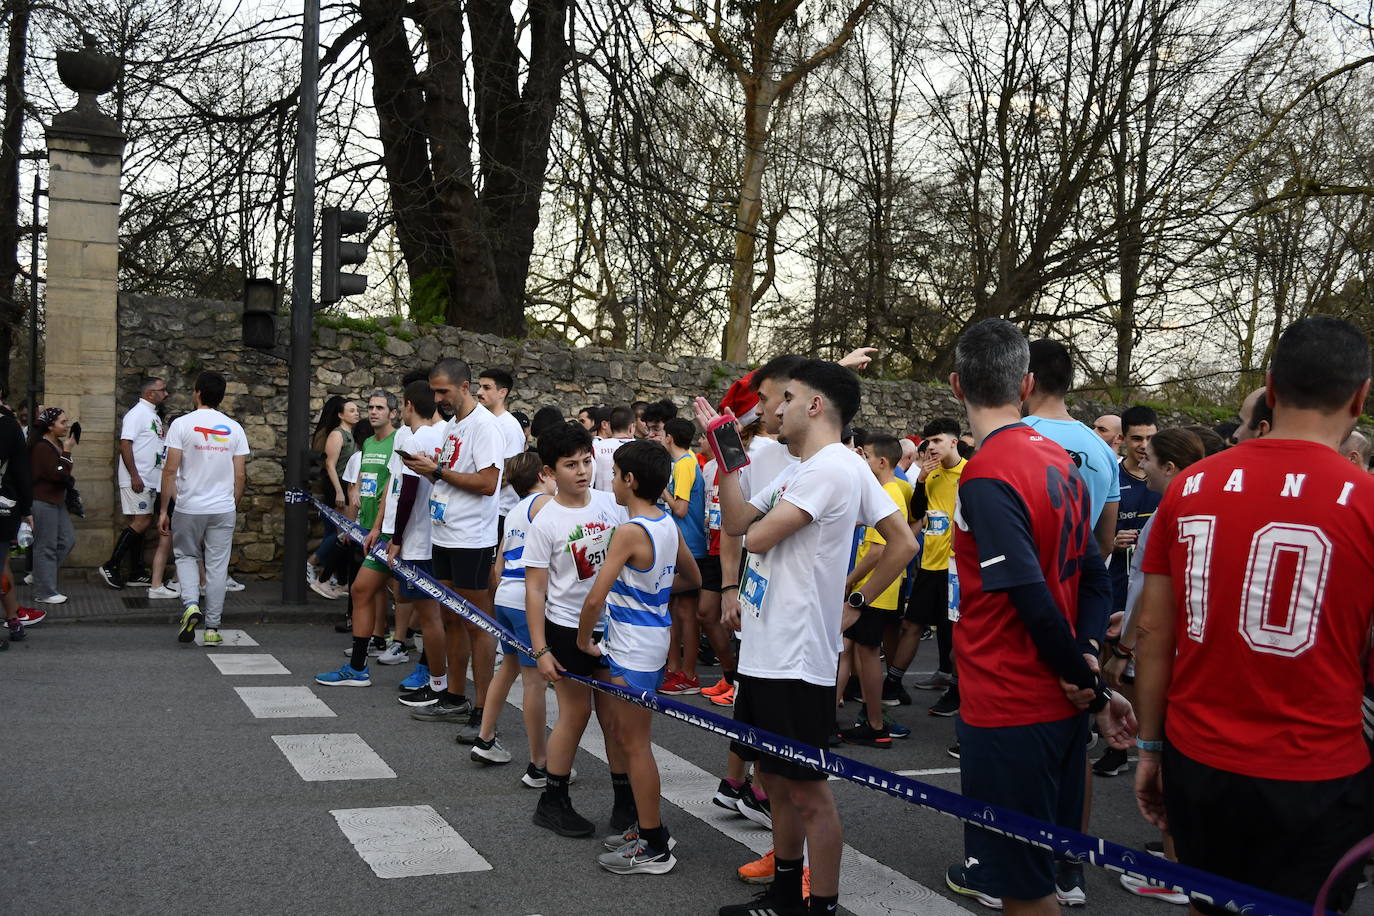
[16,606,44,625]
[660,672,700,695]
[702,678,733,698]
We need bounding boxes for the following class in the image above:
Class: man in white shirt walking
[100,376,170,589]
[159,372,249,645]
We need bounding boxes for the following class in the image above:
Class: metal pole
[27,171,41,438]
[282,0,318,604]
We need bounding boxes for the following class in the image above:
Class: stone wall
[117,294,1242,577]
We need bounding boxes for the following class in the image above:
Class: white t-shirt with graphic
[429,403,504,549]
[118,398,165,487]
[739,442,899,686]
[739,435,796,501]
[385,421,446,561]
[164,408,250,515]
[494,410,527,516]
[592,436,634,492]
[522,488,627,629]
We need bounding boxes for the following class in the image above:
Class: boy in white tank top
[578,440,702,875]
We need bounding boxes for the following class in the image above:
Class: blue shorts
[605,653,665,694]
[956,713,1088,901]
[397,559,435,600]
[494,604,535,668]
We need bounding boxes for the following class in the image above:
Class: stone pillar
[43,47,125,567]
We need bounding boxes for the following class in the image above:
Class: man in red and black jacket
[943,319,1136,916]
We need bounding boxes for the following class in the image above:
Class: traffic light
[242,277,278,350]
[320,206,368,304]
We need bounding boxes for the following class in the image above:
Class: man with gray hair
[100,376,171,589]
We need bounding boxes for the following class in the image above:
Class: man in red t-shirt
[1135,315,1374,914]
[943,318,1136,916]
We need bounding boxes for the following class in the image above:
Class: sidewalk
[30,578,344,626]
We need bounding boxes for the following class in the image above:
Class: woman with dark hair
[307,396,359,598]
[29,407,78,604]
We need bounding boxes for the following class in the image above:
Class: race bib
[947,554,961,622]
[707,502,721,532]
[429,493,447,523]
[740,555,770,619]
[926,510,951,538]
[360,472,379,499]
[569,526,613,580]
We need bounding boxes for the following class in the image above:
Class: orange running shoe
[702,678,733,698]
[709,683,737,707]
[737,849,774,884]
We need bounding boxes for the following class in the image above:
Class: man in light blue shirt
[1022,339,1119,561]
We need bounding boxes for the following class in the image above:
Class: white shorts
[120,486,157,516]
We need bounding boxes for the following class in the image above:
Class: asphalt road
[6,621,1367,916]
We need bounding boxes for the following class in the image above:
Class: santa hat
[718,371,760,426]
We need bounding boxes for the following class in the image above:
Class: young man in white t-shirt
[523,422,631,838]
[476,367,528,527]
[159,372,249,646]
[702,359,916,916]
[402,358,504,738]
[591,405,635,492]
[100,376,170,589]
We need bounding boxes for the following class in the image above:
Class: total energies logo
[193,424,231,443]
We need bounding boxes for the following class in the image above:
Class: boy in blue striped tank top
[579,440,701,875]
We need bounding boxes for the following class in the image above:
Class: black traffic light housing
[242,277,279,350]
[321,206,368,304]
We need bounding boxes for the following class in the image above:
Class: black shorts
[698,554,724,592]
[957,713,1088,901]
[730,674,831,782]
[431,545,495,590]
[843,605,898,648]
[543,620,608,678]
[1163,741,1371,914]
[904,567,947,626]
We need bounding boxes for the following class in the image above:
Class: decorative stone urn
[51,36,122,136]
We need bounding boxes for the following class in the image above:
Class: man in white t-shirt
[159,372,249,645]
[591,405,635,492]
[403,358,504,739]
[706,358,915,916]
[477,367,527,527]
[100,376,170,589]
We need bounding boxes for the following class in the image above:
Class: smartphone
[69,421,82,444]
[706,416,750,473]
[395,449,416,460]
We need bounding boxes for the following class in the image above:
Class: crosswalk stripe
[330,804,492,878]
[272,733,396,781]
[507,689,973,915]
[235,686,336,719]
[207,653,290,675]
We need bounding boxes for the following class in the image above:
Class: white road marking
[207,653,289,675]
[235,686,336,719]
[896,768,961,777]
[194,628,259,646]
[507,689,972,915]
[330,804,491,878]
[272,733,396,781]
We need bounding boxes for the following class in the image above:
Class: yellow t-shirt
[921,458,966,571]
[855,479,911,610]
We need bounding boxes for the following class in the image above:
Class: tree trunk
[0,0,30,387]
[723,84,771,363]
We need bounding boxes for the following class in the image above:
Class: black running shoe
[1092,746,1130,777]
[712,778,745,812]
[841,721,893,748]
[718,888,808,916]
[882,678,912,707]
[929,683,960,717]
[533,793,595,837]
[97,564,124,590]
[397,685,440,708]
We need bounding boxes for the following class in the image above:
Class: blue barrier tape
[305,492,1329,916]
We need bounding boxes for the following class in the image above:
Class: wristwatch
[431,466,444,483]
[847,591,866,609]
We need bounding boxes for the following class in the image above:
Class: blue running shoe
[399,662,429,691]
[887,720,911,739]
[316,663,371,687]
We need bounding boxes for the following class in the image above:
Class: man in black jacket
[0,381,33,645]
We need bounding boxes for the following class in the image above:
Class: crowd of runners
[82,314,1374,916]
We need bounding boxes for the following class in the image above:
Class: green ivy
[316,313,382,335]
[410,269,451,325]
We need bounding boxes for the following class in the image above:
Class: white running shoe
[148,583,181,599]
[224,577,246,592]
[35,593,68,604]
[376,641,411,665]
[310,579,340,600]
